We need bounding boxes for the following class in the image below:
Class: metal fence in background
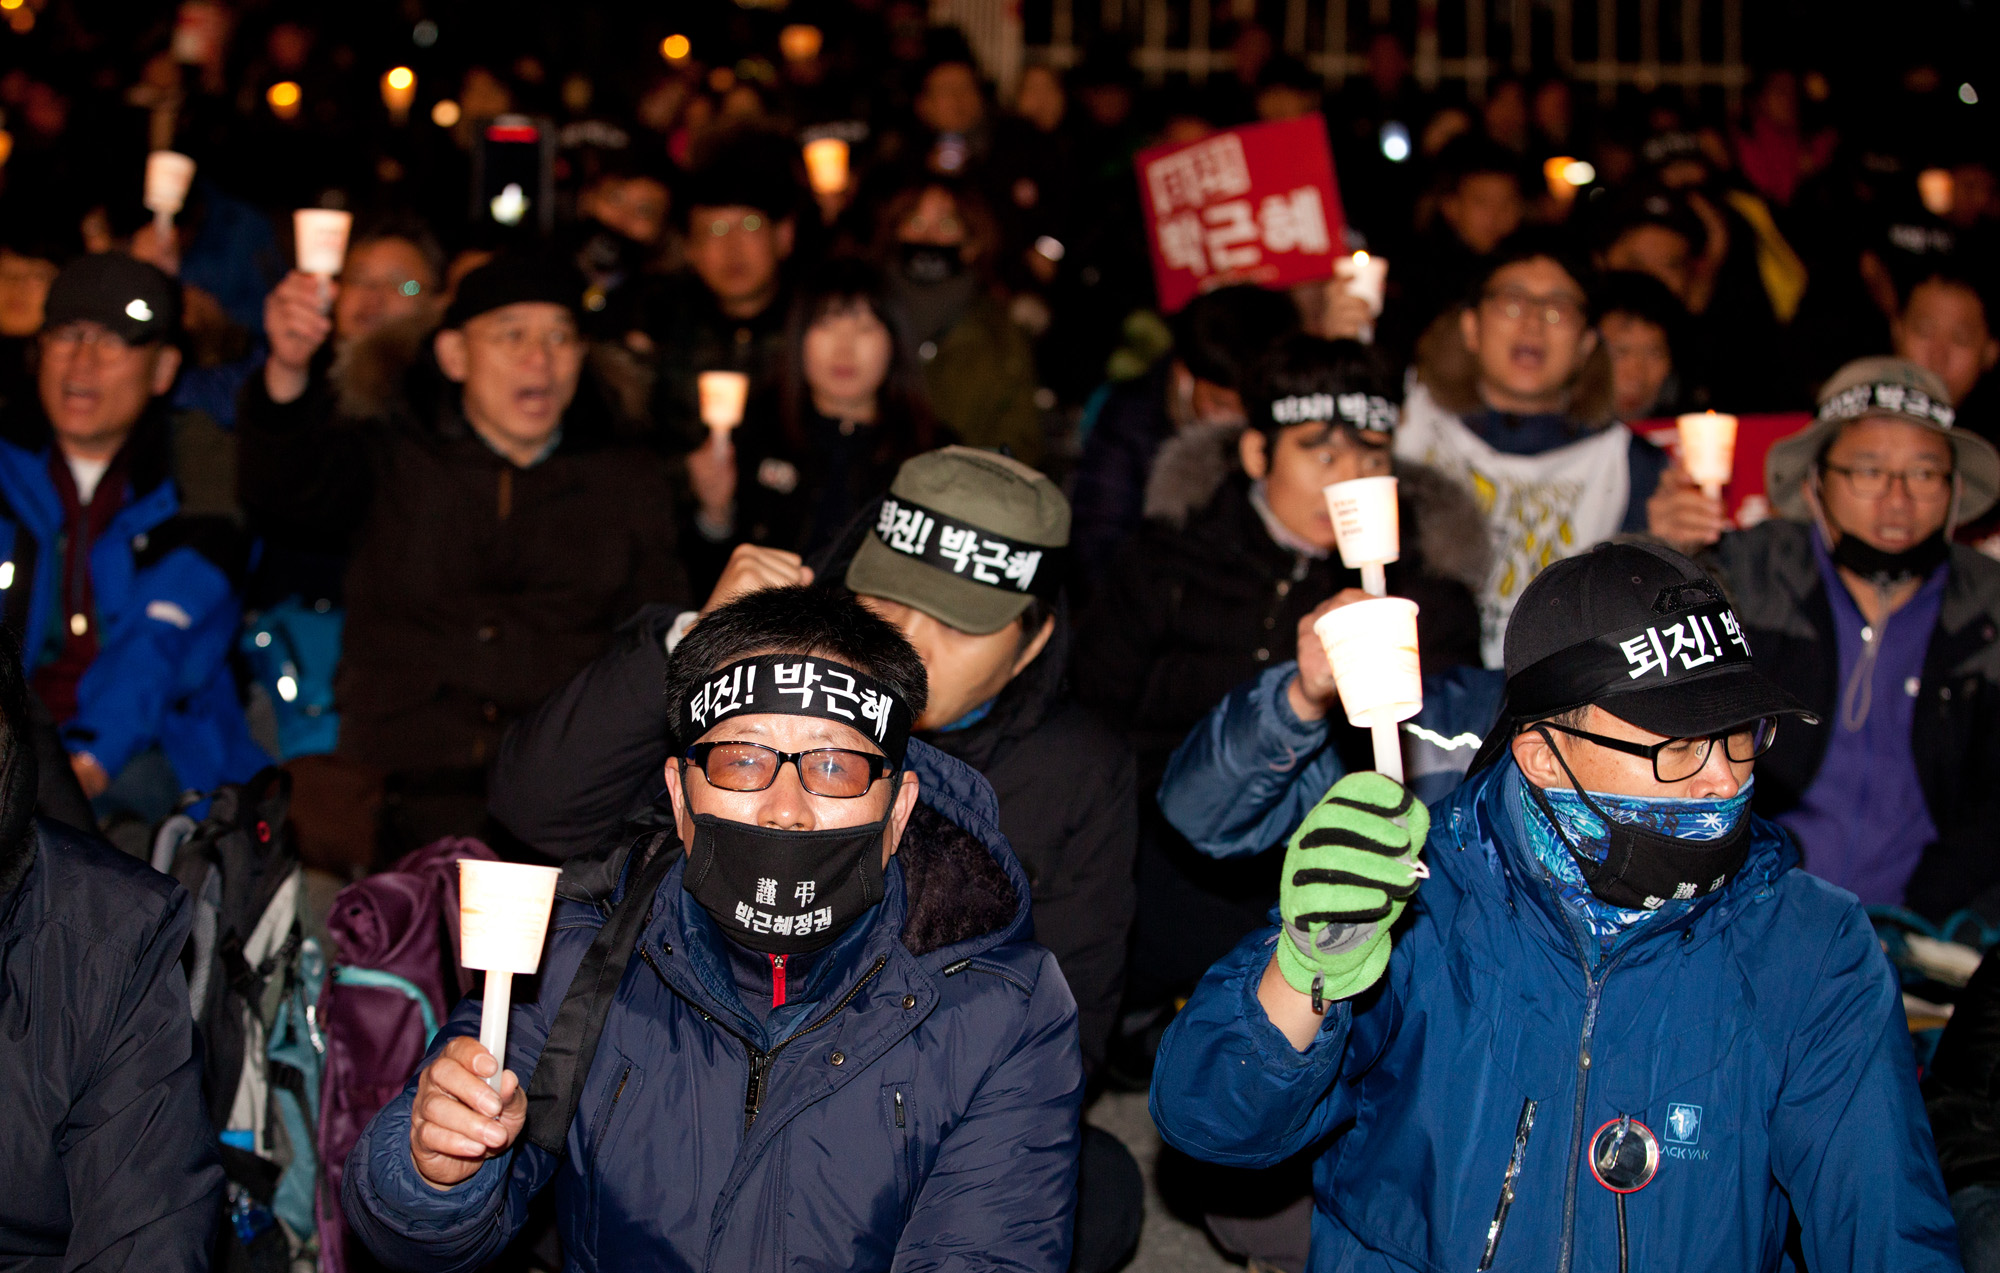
[935,0,1750,108]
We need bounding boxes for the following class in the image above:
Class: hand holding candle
[1314,596,1423,782]
[144,150,195,238]
[1676,411,1737,500]
[1325,476,1400,597]
[698,370,750,433]
[1333,251,1389,344]
[458,860,561,1092]
[293,209,352,311]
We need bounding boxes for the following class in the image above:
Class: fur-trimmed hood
[1138,419,1494,595]
[325,313,657,444]
[1411,308,1617,430]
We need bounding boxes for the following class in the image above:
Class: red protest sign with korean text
[1136,115,1348,313]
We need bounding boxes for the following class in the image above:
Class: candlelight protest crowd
[5,1,2000,1270]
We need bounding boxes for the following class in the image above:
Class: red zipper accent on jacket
[770,954,787,1007]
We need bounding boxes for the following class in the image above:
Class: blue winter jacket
[1159,661,1504,858]
[1150,758,1961,1273]
[345,741,1085,1273]
[0,436,267,792]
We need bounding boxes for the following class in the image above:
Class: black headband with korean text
[684,654,914,762]
[873,495,1066,602]
[1818,380,1956,429]
[1266,391,1399,435]
[1505,598,1755,716]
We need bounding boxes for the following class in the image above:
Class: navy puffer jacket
[344,741,1085,1272]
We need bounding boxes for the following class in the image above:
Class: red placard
[1135,116,1348,314]
[1632,412,1814,522]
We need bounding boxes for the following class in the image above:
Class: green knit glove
[1275,772,1430,1007]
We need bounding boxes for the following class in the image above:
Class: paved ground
[1088,1090,1239,1273]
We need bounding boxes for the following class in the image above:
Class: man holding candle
[1686,357,2000,918]
[1077,334,1485,1041]
[238,253,686,858]
[343,587,1085,1273]
[1150,540,1960,1272]
[644,144,799,453]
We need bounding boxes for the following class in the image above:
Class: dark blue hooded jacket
[344,740,1084,1272]
[1150,758,1961,1273]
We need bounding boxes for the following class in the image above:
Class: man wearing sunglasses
[1660,356,2000,920]
[343,586,1084,1272]
[1152,540,1960,1272]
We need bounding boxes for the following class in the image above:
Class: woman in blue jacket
[343,586,1084,1272]
[1150,541,1961,1272]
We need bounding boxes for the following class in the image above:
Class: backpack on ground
[315,837,495,1273]
[159,767,323,1273]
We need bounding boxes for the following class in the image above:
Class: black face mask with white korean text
[683,814,886,955]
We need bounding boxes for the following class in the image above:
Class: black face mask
[1829,526,1950,586]
[898,243,964,285]
[1524,729,1752,911]
[683,814,886,955]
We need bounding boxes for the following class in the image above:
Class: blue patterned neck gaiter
[1514,768,1754,954]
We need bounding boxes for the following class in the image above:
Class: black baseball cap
[42,253,181,345]
[442,253,586,329]
[1469,541,1816,772]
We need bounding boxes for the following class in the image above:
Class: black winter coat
[1708,519,2000,920]
[1073,466,1484,778]
[1925,949,2000,1194]
[237,332,689,779]
[488,603,1138,1074]
[0,814,223,1268]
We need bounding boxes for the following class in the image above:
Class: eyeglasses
[1481,287,1587,330]
[471,323,579,354]
[1536,716,1779,784]
[684,741,892,799]
[1822,462,1952,501]
[705,213,767,237]
[42,323,137,357]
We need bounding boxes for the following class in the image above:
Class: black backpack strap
[523,829,681,1154]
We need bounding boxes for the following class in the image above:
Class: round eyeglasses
[684,741,892,799]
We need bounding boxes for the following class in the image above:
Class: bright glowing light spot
[1380,122,1411,163]
[400,280,422,297]
[0,561,16,590]
[779,24,822,62]
[125,299,153,322]
[276,675,299,703]
[267,81,302,118]
[386,66,415,91]
[1353,250,1370,265]
[1962,83,1980,106]
[661,34,691,62]
[431,99,461,127]
[1563,160,1597,186]
[490,183,528,226]
[254,630,272,648]
[69,613,86,637]
[0,1,24,13]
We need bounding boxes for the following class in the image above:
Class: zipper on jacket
[770,954,787,1008]
[643,943,890,1135]
[894,1088,906,1128]
[1550,900,1631,1273]
[740,957,889,1132]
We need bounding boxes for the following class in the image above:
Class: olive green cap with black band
[846,446,1070,635]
